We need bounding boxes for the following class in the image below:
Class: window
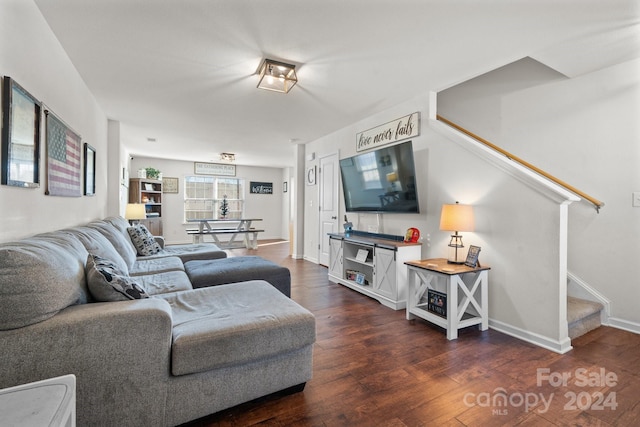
[184,176,244,221]
[355,152,382,190]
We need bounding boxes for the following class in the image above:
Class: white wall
[129,157,286,244]
[304,97,432,262]
[438,57,640,330]
[0,0,108,242]
[303,79,617,351]
[281,166,292,249]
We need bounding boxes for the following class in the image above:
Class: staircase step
[568,296,603,339]
[568,297,603,323]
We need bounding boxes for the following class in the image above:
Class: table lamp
[125,203,147,225]
[439,201,475,264]
[386,171,399,191]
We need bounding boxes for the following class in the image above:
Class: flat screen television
[339,140,420,213]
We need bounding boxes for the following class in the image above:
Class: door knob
[331,216,337,219]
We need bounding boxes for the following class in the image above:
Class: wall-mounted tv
[339,140,420,213]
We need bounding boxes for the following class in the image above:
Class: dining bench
[186,228,264,249]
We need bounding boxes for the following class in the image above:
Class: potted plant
[220,195,229,219]
[145,167,161,180]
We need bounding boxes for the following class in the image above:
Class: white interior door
[318,152,339,266]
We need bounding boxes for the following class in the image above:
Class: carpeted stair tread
[567,296,603,323]
[568,296,603,339]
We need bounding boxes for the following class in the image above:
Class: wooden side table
[405,258,490,340]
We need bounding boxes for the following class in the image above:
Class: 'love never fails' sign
[356,112,420,152]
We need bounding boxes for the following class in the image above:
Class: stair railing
[436,115,605,213]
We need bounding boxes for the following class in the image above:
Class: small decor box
[427,289,447,318]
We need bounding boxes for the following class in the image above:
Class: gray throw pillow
[86,254,149,301]
[127,224,162,256]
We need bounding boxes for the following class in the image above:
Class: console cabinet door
[140,218,163,236]
[373,247,396,299]
[329,237,343,278]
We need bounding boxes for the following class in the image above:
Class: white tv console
[328,232,422,310]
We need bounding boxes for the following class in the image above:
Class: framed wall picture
[45,110,82,197]
[84,143,96,196]
[162,177,179,193]
[121,167,129,187]
[1,77,41,188]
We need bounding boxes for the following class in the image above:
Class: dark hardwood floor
[184,240,640,426]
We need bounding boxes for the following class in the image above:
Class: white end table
[0,374,76,426]
[405,258,490,340]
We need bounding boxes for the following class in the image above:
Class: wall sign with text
[250,181,273,194]
[356,112,420,152]
[194,162,236,176]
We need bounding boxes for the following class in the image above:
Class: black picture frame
[84,143,96,196]
[1,77,41,188]
[464,245,482,268]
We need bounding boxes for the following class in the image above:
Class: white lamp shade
[125,203,147,220]
[439,203,475,232]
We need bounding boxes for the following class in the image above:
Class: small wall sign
[250,181,273,194]
[356,112,420,152]
[306,166,316,185]
[194,162,236,176]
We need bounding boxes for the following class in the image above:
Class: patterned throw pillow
[127,224,162,256]
[86,254,149,301]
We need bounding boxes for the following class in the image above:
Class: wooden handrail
[436,115,604,212]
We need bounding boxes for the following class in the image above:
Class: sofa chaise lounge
[0,216,316,426]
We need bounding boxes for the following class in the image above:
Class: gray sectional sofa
[0,216,316,426]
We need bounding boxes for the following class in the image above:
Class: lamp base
[447,235,465,264]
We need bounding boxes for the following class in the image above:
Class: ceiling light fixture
[220,152,235,163]
[256,59,298,93]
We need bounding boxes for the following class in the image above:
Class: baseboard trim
[607,317,640,335]
[489,319,573,354]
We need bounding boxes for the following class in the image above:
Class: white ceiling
[34,0,639,168]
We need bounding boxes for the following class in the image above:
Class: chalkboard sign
[250,181,273,194]
[427,289,447,318]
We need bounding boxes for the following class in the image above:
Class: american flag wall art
[45,111,82,197]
